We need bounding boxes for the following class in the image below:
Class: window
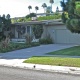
[27,26,30,34]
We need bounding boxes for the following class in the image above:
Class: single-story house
[6,20,80,44]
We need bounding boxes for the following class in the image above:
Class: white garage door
[55,29,80,44]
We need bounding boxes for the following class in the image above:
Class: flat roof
[12,19,64,26]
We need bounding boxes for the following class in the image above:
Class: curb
[0,62,80,75]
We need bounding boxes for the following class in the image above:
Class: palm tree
[56,6,59,12]
[35,6,39,14]
[42,3,47,13]
[6,14,10,19]
[49,0,54,11]
[28,5,32,13]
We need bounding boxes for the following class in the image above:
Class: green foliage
[12,14,61,23]
[38,14,61,21]
[28,5,32,13]
[60,0,67,11]
[17,18,25,22]
[62,12,69,23]
[0,14,11,41]
[26,13,36,18]
[66,19,73,32]
[31,42,40,46]
[75,1,80,16]
[39,35,53,44]
[61,0,80,33]
[66,19,80,33]
[33,25,43,39]
[0,42,40,53]
[39,38,53,44]
[50,0,54,4]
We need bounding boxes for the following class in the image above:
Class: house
[10,20,80,44]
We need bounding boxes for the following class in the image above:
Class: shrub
[24,33,32,44]
[39,38,53,44]
[31,42,40,47]
[66,19,80,33]
[1,36,10,48]
[0,42,40,53]
[33,25,43,39]
[37,14,61,21]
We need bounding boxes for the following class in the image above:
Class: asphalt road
[0,66,80,80]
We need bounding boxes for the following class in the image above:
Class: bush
[25,14,61,21]
[66,19,80,33]
[0,42,40,53]
[37,14,61,21]
[39,38,53,44]
[31,42,40,47]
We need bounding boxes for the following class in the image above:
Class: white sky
[0,0,62,18]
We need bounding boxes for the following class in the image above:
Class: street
[0,66,80,80]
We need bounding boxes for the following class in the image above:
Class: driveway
[0,44,75,59]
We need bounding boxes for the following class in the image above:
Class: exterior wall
[41,26,48,39]
[15,27,18,38]
[55,29,80,44]
[11,27,15,36]
[11,21,80,44]
[12,24,41,40]
[14,25,32,39]
[43,24,80,44]
[42,25,66,43]
[47,25,66,43]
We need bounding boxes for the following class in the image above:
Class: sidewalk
[0,59,80,75]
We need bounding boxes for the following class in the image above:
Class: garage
[43,21,80,44]
[55,29,80,44]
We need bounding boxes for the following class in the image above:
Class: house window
[27,26,30,34]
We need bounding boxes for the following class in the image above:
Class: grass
[46,46,80,56]
[24,56,80,67]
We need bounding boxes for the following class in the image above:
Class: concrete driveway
[0,44,75,59]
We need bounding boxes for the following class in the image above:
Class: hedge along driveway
[0,44,75,59]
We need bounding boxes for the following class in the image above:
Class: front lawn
[46,46,80,56]
[24,56,80,67]
[0,42,40,53]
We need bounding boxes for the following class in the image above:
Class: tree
[26,13,36,18]
[60,0,66,11]
[61,0,80,33]
[2,14,5,19]
[49,0,54,11]
[56,6,59,12]
[6,14,10,20]
[0,14,11,41]
[33,25,43,39]
[42,3,47,13]
[35,6,39,14]
[46,6,52,14]
[28,5,32,13]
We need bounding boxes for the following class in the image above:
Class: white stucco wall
[15,27,18,38]
[43,24,80,44]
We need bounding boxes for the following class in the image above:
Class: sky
[0,0,62,18]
